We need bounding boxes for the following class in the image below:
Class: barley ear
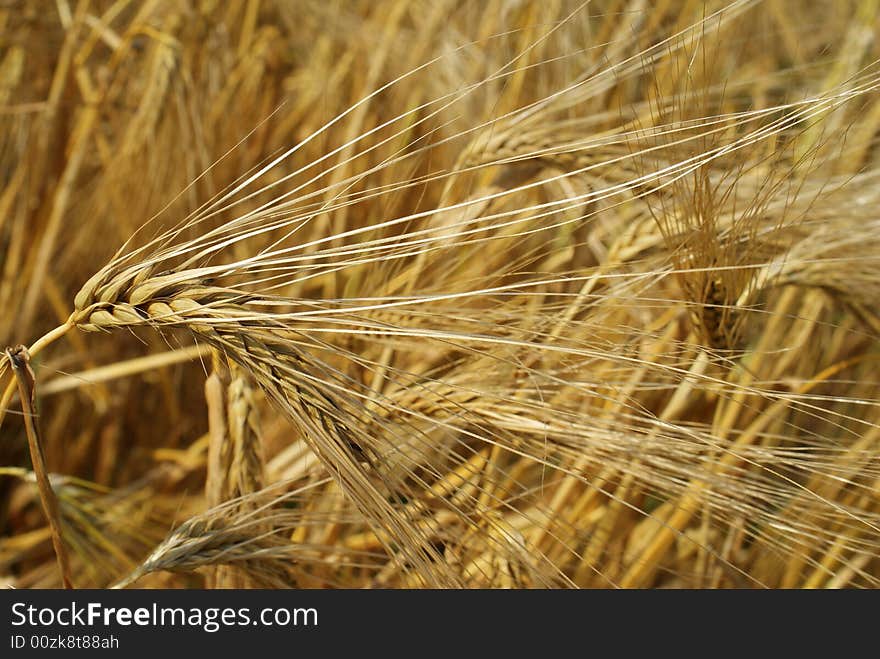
[204,351,265,588]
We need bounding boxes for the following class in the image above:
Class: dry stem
[4,344,73,589]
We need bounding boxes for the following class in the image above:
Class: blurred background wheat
[1,0,879,588]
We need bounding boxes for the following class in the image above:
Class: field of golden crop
[1,0,878,588]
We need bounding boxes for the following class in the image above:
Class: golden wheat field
[0,0,878,590]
